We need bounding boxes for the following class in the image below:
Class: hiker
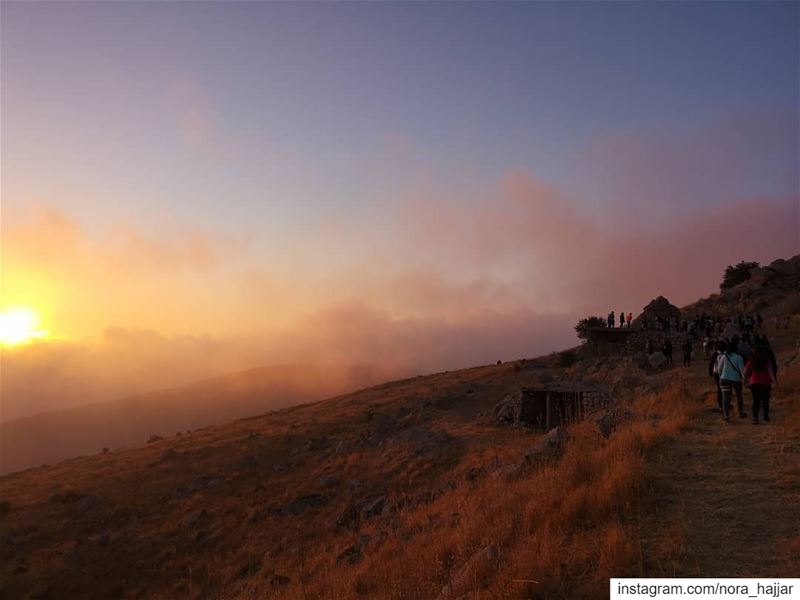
[663,338,673,367]
[682,337,692,367]
[708,341,723,412]
[761,335,778,379]
[715,340,746,422]
[619,311,625,328]
[744,345,775,424]
[738,334,752,362]
[626,312,632,328]
[608,311,615,329]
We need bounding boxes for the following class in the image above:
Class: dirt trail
[640,364,800,577]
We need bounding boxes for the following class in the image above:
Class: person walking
[744,345,775,424]
[626,312,632,328]
[663,338,673,367]
[682,337,692,367]
[608,311,615,329]
[619,311,625,328]
[715,340,746,422]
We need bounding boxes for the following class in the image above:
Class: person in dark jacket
[682,337,692,367]
[744,345,775,423]
[761,336,778,380]
[708,341,723,411]
[663,338,673,367]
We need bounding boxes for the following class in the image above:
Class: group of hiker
[640,311,767,337]
[607,310,633,328]
[707,334,777,424]
[632,309,780,425]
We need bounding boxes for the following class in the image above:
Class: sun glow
[0,308,50,347]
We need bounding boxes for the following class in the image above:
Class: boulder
[438,545,499,599]
[329,504,358,531]
[269,574,291,587]
[360,495,387,519]
[525,427,570,463]
[317,474,341,489]
[647,351,668,370]
[336,545,361,565]
[596,412,615,438]
[285,494,327,515]
[640,296,681,323]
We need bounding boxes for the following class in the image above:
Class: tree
[575,316,606,340]
[720,261,759,291]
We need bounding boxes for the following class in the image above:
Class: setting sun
[0,307,49,346]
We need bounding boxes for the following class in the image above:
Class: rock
[647,351,668,370]
[330,504,359,531]
[184,509,209,528]
[159,448,179,461]
[438,545,499,599]
[233,455,259,469]
[640,296,681,323]
[337,545,361,565]
[317,474,340,488]
[465,467,485,482]
[524,427,570,463]
[76,494,105,513]
[373,530,389,546]
[147,434,163,444]
[374,413,397,435]
[396,405,414,419]
[270,574,291,587]
[360,495,387,519]
[285,494,328,515]
[175,474,221,498]
[596,412,615,438]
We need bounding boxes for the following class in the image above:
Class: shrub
[575,316,606,340]
[720,261,759,290]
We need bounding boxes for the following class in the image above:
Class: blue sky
[3,1,797,229]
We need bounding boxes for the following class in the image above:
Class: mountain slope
[0,364,392,475]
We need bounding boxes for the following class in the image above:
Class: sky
[1,2,798,420]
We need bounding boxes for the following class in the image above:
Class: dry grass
[226,385,695,600]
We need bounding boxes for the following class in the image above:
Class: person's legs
[750,384,762,423]
[763,385,771,421]
[720,380,732,421]
[714,375,723,410]
[734,381,745,417]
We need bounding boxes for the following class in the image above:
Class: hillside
[0,256,798,599]
[0,364,393,475]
